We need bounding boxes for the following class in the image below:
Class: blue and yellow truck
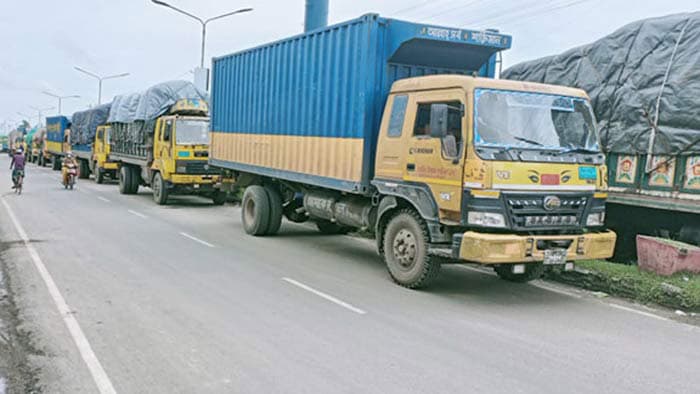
[45,116,70,170]
[209,13,616,288]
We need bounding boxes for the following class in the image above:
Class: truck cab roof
[390,75,589,99]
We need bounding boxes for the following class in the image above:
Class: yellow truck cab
[92,125,118,183]
[372,76,615,280]
[113,96,229,205]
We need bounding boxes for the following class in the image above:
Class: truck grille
[504,193,588,230]
[176,160,219,175]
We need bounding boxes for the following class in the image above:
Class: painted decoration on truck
[615,155,637,184]
[648,156,676,187]
[685,156,700,190]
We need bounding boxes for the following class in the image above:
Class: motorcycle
[64,163,78,190]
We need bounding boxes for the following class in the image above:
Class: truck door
[403,90,466,222]
[154,118,173,173]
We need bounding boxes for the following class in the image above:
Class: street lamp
[150,0,252,90]
[74,66,130,105]
[42,91,80,115]
[28,106,55,126]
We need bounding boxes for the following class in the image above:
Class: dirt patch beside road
[0,241,42,393]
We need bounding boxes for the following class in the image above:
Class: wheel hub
[392,229,417,269]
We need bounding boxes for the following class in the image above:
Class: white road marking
[607,303,671,322]
[97,196,111,203]
[179,232,215,248]
[282,277,367,315]
[530,282,583,298]
[1,198,117,394]
[127,209,148,219]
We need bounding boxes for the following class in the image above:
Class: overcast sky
[1,0,698,133]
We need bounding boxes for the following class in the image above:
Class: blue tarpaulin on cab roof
[107,80,207,124]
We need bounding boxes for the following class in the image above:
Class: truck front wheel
[382,209,440,289]
[152,172,169,205]
[241,185,271,236]
[211,191,227,206]
[494,263,545,283]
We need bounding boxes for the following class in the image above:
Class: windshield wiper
[513,136,545,146]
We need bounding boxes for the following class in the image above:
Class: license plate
[543,248,567,265]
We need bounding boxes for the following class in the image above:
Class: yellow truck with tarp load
[109,81,229,205]
[209,13,616,288]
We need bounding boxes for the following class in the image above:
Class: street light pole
[28,106,55,127]
[42,92,80,115]
[74,67,130,104]
[150,0,252,90]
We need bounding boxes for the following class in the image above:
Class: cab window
[96,129,103,140]
[162,120,172,142]
[413,101,463,158]
[387,95,408,138]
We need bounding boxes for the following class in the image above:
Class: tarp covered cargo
[71,103,111,146]
[108,80,208,159]
[502,12,700,155]
[107,80,207,124]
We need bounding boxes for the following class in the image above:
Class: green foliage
[548,260,700,312]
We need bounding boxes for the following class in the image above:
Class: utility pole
[43,91,80,115]
[150,0,252,91]
[74,66,130,104]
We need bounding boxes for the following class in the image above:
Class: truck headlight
[586,212,605,226]
[468,212,506,228]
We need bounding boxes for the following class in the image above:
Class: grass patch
[546,260,700,312]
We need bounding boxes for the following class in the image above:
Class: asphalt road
[1,155,699,394]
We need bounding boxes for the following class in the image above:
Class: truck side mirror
[430,104,448,138]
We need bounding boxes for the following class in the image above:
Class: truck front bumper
[453,230,616,264]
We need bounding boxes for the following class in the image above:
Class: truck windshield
[474,89,600,153]
[175,119,209,145]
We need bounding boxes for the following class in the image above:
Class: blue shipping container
[46,116,70,143]
[210,13,511,193]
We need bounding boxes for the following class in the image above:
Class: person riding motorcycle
[10,147,26,189]
[62,152,78,186]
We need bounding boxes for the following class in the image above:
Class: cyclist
[10,147,26,189]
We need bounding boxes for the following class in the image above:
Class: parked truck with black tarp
[503,12,700,260]
[109,80,228,205]
[209,13,616,288]
[70,103,112,179]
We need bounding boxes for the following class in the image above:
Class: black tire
[316,220,351,235]
[381,209,440,289]
[211,190,227,206]
[152,172,168,205]
[128,166,140,194]
[79,159,90,179]
[494,263,545,283]
[39,155,45,167]
[95,167,105,184]
[52,158,61,171]
[118,166,132,194]
[679,225,700,247]
[241,185,271,236]
[263,185,283,235]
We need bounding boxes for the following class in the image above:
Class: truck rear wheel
[382,209,440,289]
[118,166,131,194]
[316,221,351,235]
[52,158,61,171]
[78,159,90,179]
[241,185,271,236]
[264,185,283,236]
[128,166,140,194]
[494,263,545,283]
[152,172,168,205]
